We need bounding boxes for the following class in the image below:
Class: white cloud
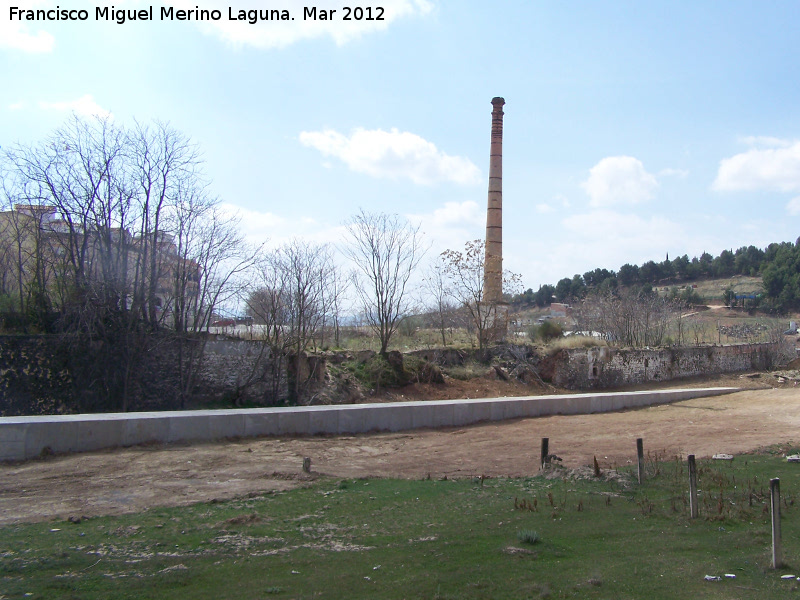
[506,210,688,287]
[8,102,25,110]
[562,210,677,243]
[406,200,485,257]
[738,136,793,148]
[219,203,348,248]
[299,127,482,185]
[170,0,433,49]
[220,203,286,237]
[713,139,800,192]
[581,156,658,207]
[535,195,572,214]
[658,167,689,178]
[38,94,112,118]
[409,200,483,227]
[787,197,800,216]
[0,1,55,53]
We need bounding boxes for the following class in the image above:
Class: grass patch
[3,452,800,598]
[683,276,763,305]
[547,335,608,352]
[441,361,486,381]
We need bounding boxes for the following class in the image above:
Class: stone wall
[195,339,289,406]
[0,335,74,416]
[0,335,293,416]
[0,334,783,416]
[550,342,778,389]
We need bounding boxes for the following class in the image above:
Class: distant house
[550,303,571,317]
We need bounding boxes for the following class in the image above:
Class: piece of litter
[704,575,720,581]
[725,574,736,578]
[787,455,800,463]
[712,454,734,461]
[50,528,61,532]
[291,570,300,575]
[364,576,371,581]
[373,565,381,570]
[781,574,795,579]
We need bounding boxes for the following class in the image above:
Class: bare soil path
[2,384,800,525]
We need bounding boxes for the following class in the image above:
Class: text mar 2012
[7,5,386,25]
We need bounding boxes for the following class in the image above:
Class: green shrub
[356,355,397,388]
[517,529,540,545]
[530,320,563,342]
[344,353,408,390]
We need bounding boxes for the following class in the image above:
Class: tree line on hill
[512,241,800,312]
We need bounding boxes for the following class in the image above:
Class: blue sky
[3,1,800,291]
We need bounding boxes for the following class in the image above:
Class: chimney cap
[491,97,505,106]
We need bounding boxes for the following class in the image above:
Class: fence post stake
[688,454,698,519]
[637,438,644,484]
[771,478,783,569]
[540,438,549,470]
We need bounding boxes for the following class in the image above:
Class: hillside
[659,275,763,305]
[514,239,800,312]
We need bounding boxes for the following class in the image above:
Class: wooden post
[771,478,783,569]
[636,438,644,484]
[540,438,549,470]
[688,454,698,519]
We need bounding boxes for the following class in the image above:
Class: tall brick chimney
[483,97,505,305]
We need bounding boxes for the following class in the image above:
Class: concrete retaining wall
[0,387,736,462]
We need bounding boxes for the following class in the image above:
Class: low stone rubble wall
[550,343,777,389]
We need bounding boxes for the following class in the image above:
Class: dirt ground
[2,373,800,525]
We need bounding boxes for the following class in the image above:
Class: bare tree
[273,240,335,399]
[169,200,259,408]
[246,264,291,403]
[129,120,204,328]
[689,318,709,345]
[575,287,674,347]
[4,116,135,331]
[245,240,336,402]
[1,114,260,411]
[440,239,520,349]
[343,210,426,355]
[422,255,458,346]
[318,259,347,350]
[3,116,153,411]
[0,176,58,326]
